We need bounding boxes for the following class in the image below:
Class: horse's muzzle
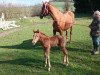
[32,41,36,45]
[39,14,44,19]
[40,16,43,19]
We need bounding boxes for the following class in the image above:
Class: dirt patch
[0,21,53,38]
[0,27,21,38]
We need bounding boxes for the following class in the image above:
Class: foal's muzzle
[32,41,36,45]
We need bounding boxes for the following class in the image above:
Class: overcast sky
[0,0,50,6]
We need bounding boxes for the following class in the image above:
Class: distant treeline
[74,0,100,13]
[55,0,100,13]
[0,0,99,19]
[0,4,41,19]
[0,6,31,19]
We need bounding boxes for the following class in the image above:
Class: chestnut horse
[32,30,69,71]
[40,2,74,42]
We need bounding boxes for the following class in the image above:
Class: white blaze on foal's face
[32,33,40,45]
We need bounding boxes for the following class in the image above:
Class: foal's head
[32,30,40,45]
[40,2,50,19]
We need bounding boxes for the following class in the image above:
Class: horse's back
[50,36,58,47]
[64,11,74,17]
[50,35,66,47]
[56,35,66,47]
[64,11,74,23]
[68,11,74,23]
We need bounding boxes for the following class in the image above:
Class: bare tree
[64,0,75,12]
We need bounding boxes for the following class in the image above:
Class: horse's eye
[36,35,38,37]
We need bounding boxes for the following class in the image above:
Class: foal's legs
[44,52,47,67]
[47,54,51,71]
[44,48,51,71]
[61,47,69,66]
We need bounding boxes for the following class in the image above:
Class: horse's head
[40,2,49,19]
[32,29,40,45]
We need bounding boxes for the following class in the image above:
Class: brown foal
[32,30,69,71]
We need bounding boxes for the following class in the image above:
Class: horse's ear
[42,1,44,4]
[33,30,35,33]
[47,2,50,5]
[37,29,39,33]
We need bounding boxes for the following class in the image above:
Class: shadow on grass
[0,39,91,53]
[0,39,42,50]
[0,57,67,70]
[0,39,98,74]
[67,41,92,52]
[0,58,44,68]
[0,57,97,75]
[0,39,61,52]
[67,47,90,53]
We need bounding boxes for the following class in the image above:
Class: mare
[40,2,75,42]
[32,30,69,71]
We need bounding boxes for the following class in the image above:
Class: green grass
[0,15,100,75]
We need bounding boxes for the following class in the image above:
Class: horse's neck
[39,33,49,43]
[48,4,63,21]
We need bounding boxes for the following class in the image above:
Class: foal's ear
[33,30,35,33]
[37,29,39,33]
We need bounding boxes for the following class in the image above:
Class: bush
[0,4,41,19]
[31,4,42,17]
[74,0,100,13]
[0,6,32,19]
[64,0,75,12]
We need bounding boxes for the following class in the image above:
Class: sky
[0,0,50,6]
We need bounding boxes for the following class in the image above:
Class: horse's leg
[47,54,51,71]
[45,48,51,71]
[44,52,48,67]
[61,47,69,66]
[70,27,72,42]
[59,30,63,35]
[53,29,56,35]
[66,30,69,42]
[53,22,56,35]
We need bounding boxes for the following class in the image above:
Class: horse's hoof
[44,64,47,67]
[67,41,70,43]
[66,63,69,66]
[48,68,51,71]
[63,63,69,66]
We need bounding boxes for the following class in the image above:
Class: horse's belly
[50,36,58,47]
[53,21,73,31]
[60,23,73,31]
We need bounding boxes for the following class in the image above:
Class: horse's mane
[34,30,46,35]
[39,32,46,36]
[48,2,62,13]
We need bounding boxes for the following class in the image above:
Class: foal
[32,30,69,71]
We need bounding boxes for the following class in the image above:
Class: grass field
[0,14,100,75]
